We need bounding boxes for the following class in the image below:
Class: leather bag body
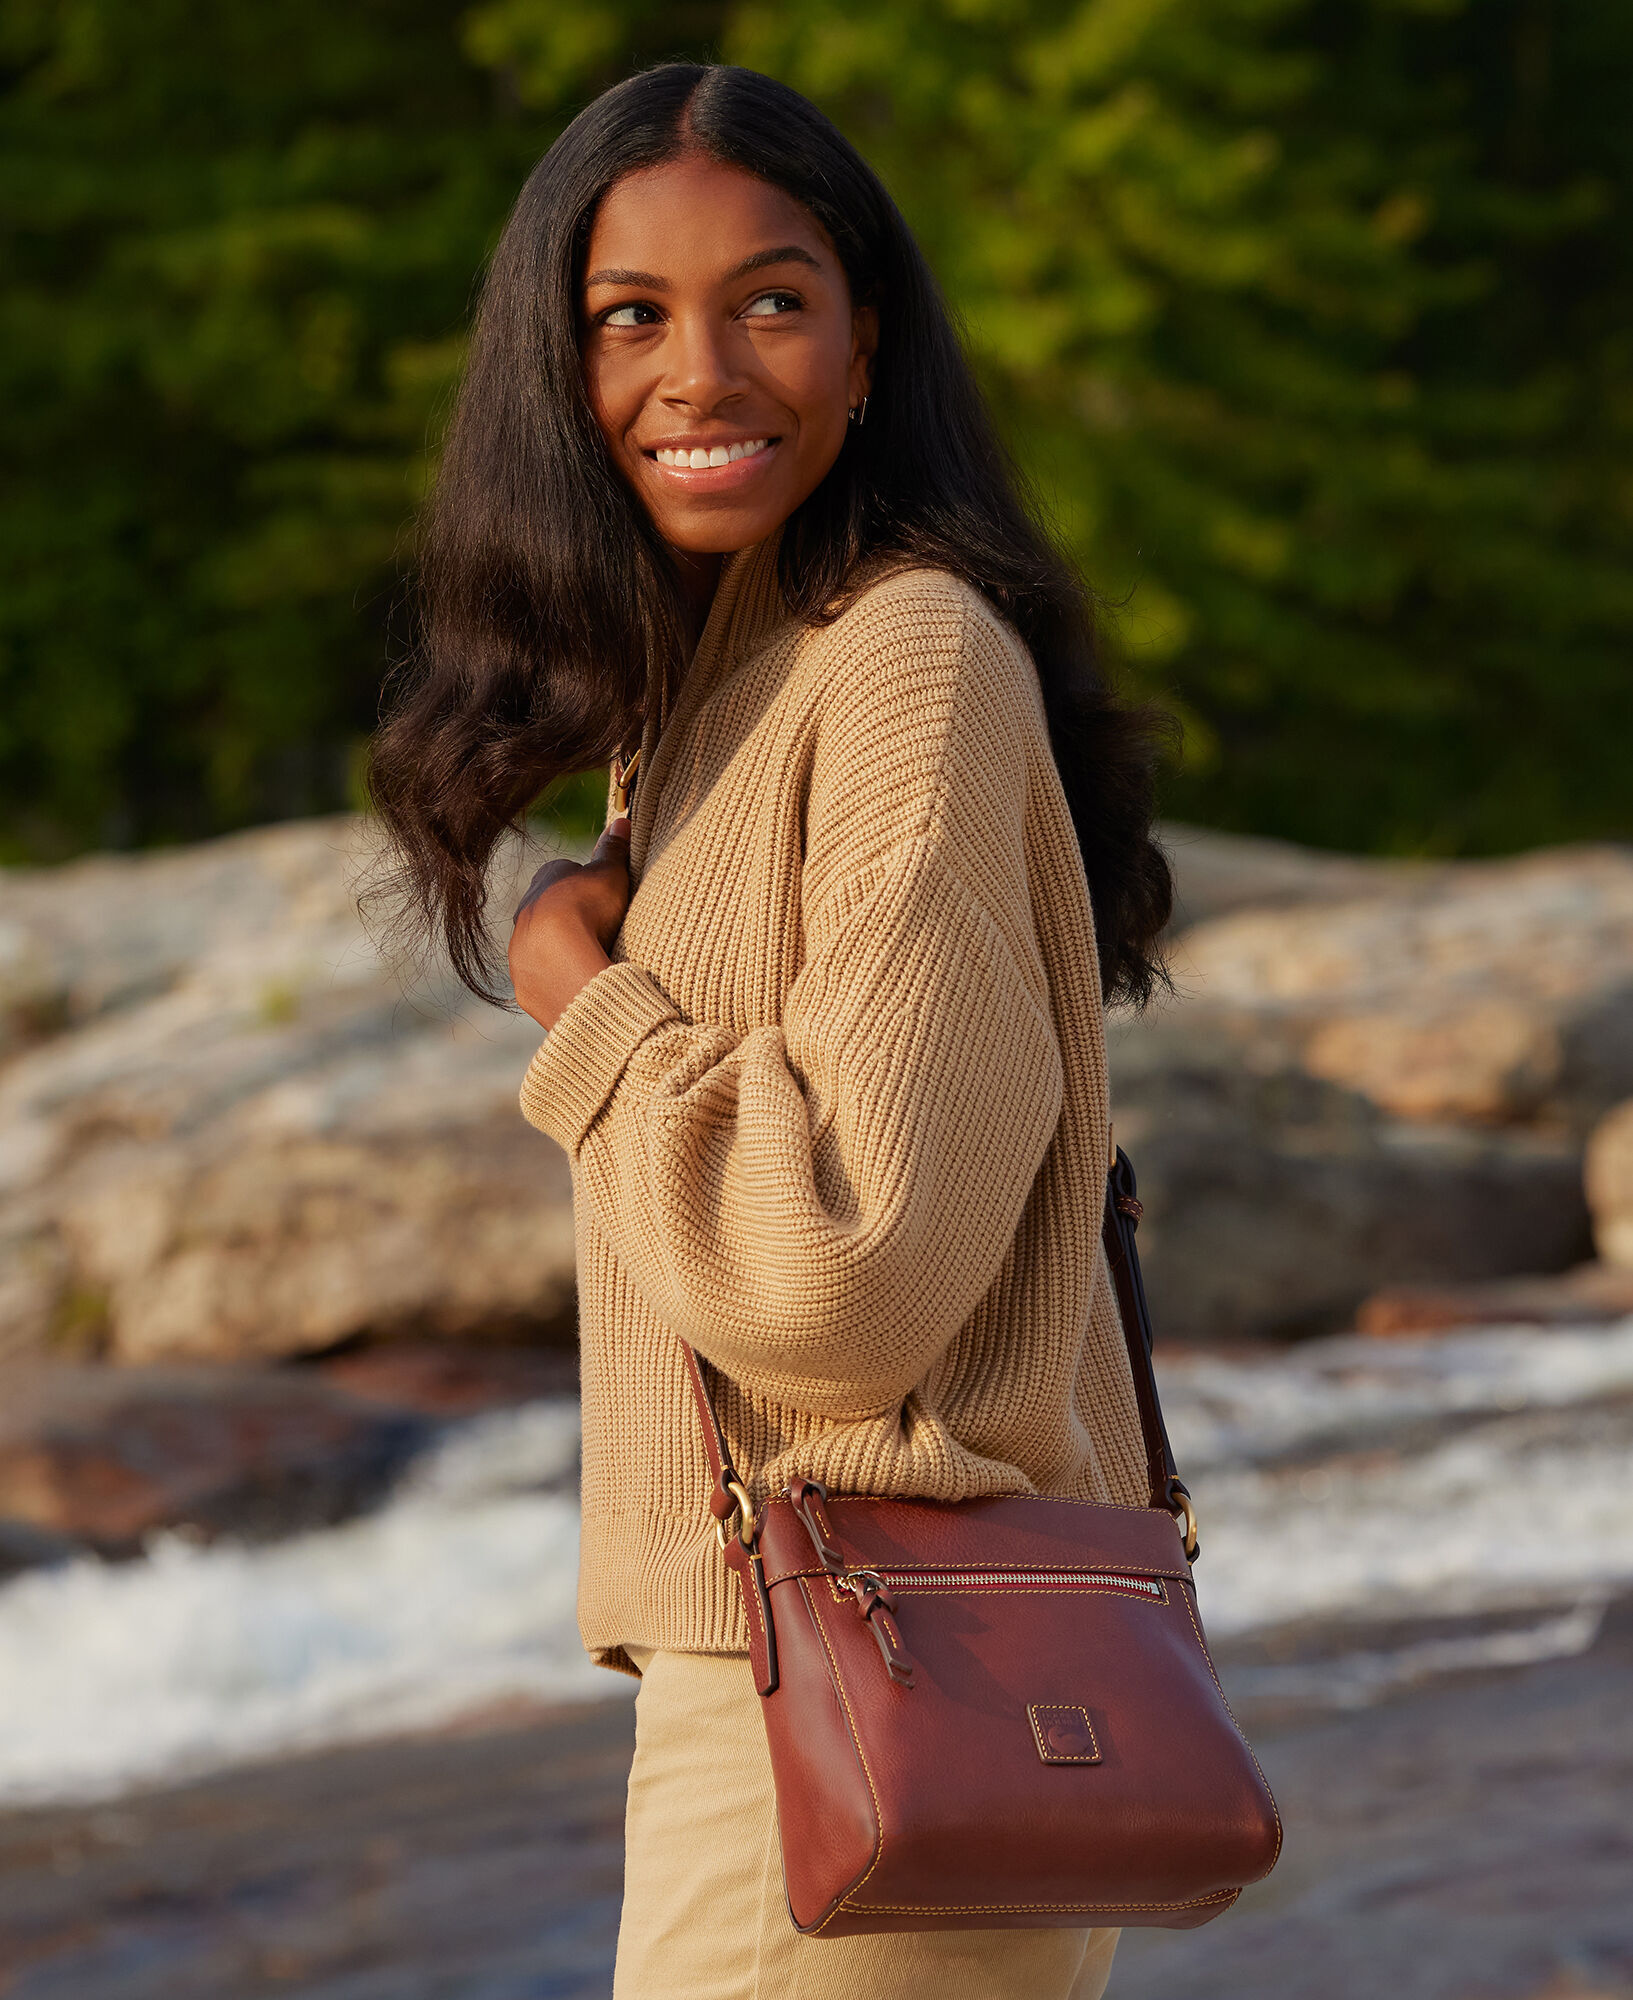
[683,1150,1282,1937]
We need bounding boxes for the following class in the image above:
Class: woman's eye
[601,302,661,328]
[741,291,802,319]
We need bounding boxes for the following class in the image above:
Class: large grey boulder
[1110,833,1633,1337]
[0,819,576,1364]
[1160,837,1633,1131]
[1,817,1628,1356]
[1109,1012,1589,1338]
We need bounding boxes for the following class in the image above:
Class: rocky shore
[2,1599,1627,2000]
[1,816,1630,1999]
[2,814,1630,1375]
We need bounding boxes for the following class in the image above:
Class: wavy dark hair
[368,61,1173,1006]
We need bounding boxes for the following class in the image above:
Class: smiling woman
[580,171,874,620]
[365,61,1176,2000]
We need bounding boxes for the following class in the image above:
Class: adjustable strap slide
[678,1341,780,1693]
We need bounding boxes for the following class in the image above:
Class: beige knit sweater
[520,529,1149,1674]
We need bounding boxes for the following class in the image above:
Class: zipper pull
[843,1569,916,1687]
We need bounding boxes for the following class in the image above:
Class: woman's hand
[509,815,634,1030]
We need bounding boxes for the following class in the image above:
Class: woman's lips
[641,436,782,489]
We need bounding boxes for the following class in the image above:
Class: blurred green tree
[0,0,555,854]
[722,0,1633,851]
[1,0,1628,859]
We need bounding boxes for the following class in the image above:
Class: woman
[370,60,1172,2000]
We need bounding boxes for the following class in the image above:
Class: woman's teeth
[654,439,771,468]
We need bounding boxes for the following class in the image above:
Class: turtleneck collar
[630,524,789,863]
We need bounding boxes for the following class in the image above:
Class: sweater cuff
[519,960,683,1156]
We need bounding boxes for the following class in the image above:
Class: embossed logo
[1028,1703,1102,1765]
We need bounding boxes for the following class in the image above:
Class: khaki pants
[615,1647,1120,2000]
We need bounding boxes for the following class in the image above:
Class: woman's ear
[850,303,880,405]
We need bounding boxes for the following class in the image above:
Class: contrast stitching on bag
[800,1578,888,1935]
[784,1549,1178,1578]
[743,1562,767,1659]
[843,1889,1240,1915]
[817,1575,1168,1605]
[1176,1580,1284,1874]
[823,1495,1180,1519]
[766,1547,1188,1585]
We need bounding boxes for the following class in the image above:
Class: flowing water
[1,1321,1629,1804]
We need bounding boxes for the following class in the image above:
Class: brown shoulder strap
[1100,1147,1188,1522]
[679,1340,756,1539]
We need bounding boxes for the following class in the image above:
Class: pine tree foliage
[1,0,1627,857]
[727,0,1633,850]
[0,0,551,852]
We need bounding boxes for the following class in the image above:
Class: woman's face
[580,153,877,559]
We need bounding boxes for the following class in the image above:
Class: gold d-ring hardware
[714,1475,757,1550]
[608,748,642,820]
[1171,1489,1200,1564]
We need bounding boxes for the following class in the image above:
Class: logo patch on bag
[1028,1703,1101,1765]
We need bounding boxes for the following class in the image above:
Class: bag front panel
[756,1493,1280,1934]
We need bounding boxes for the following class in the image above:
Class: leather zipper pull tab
[844,1570,916,1688]
[790,1476,844,1569]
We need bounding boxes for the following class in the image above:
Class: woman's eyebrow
[584,266,669,290]
[582,245,822,293]
[723,244,822,281]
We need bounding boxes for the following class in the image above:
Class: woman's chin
[651,496,797,555]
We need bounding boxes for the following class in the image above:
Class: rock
[1300,1000,1561,1125]
[312,1341,579,1415]
[1109,1017,1592,1339]
[2,815,1629,1356]
[53,1126,576,1365]
[0,818,582,1363]
[1158,823,1421,930]
[0,1362,432,1554]
[1586,1099,1633,1269]
[1355,1264,1633,1336]
[1165,843,1633,1132]
[1101,837,1633,1337]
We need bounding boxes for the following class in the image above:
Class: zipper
[865,1568,1164,1600]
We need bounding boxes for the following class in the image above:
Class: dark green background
[3,0,1628,861]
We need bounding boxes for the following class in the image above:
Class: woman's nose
[660,311,746,412]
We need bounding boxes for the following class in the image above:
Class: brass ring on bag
[714,1475,757,1550]
[1171,1489,1200,1563]
[608,747,641,819]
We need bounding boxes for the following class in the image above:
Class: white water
[1162,1317,1633,1630]
[1,1322,1629,1803]
[0,1401,603,1803]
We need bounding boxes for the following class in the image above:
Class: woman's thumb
[595,814,631,857]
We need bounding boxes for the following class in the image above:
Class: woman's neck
[672,547,725,650]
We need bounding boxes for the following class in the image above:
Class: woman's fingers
[593,813,632,860]
[507,817,634,1027]
[513,859,578,924]
[512,816,633,928]
[583,815,634,941]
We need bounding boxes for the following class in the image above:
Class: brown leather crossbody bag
[680,1148,1282,1936]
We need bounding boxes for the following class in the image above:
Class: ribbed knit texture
[520,530,1150,1674]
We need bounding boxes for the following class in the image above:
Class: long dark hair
[368,62,1173,1006]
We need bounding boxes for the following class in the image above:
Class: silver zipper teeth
[874,1569,1162,1597]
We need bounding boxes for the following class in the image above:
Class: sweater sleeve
[519,586,1065,1420]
